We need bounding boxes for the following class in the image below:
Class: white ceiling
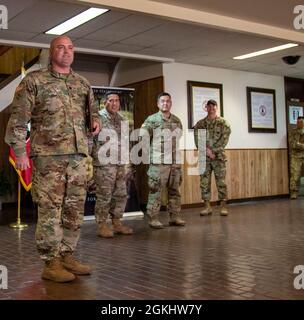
[152,0,301,30]
[0,0,303,78]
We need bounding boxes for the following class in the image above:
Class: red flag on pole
[9,138,32,191]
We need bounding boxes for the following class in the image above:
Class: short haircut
[105,91,120,100]
[49,36,73,65]
[206,99,217,106]
[298,116,304,120]
[50,36,72,49]
[157,92,171,102]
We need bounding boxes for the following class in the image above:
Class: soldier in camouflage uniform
[289,116,304,199]
[5,36,101,283]
[194,99,231,216]
[141,92,185,229]
[92,92,133,238]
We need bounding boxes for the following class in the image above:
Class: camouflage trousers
[94,165,127,223]
[200,159,227,201]
[32,155,87,261]
[146,164,182,218]
[290,155,304,193]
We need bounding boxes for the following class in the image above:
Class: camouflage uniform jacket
[141,111,183,165]
[289,127,304,158]
[5,67,99,157]
[92,108,126,166]
[194,116,231,161]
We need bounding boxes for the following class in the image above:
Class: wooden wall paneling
[0,47,40,75]
[227,149,247,199]
[267,149,289,195]
[252,150,261,196]
[261,150,269,196]
[181,149,289,205]
[182,150,201,204]
[281,150,289,194]
[0,46,11,57]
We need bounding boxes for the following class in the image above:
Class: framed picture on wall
[247,87,277,133]
[289,105,303,125]
[187,81,223,129]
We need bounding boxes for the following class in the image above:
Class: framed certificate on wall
[187,81,223,129]
[247,87,277,133]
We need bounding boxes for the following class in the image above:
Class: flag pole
[10,178,28,229]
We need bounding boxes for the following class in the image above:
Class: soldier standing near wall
[141,92,185,229]
[5,36,101,282]
[289,116,304,199]
[92,92,133,237]
[194,99,231,216]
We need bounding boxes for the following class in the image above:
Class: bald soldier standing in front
[5,36,100,282]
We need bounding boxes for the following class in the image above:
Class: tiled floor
[0,198,304,300]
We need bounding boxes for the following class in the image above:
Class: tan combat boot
[112,219,133,235]
[290,192,298,200]
[200,200,212,216]
[98,222,114,238]
[148,216,165,229]
[220,200,228,216]
[169,214,186,226]
[61,254,91,275]
[42,257,75,282]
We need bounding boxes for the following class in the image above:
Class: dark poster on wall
[84,86,141,216]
